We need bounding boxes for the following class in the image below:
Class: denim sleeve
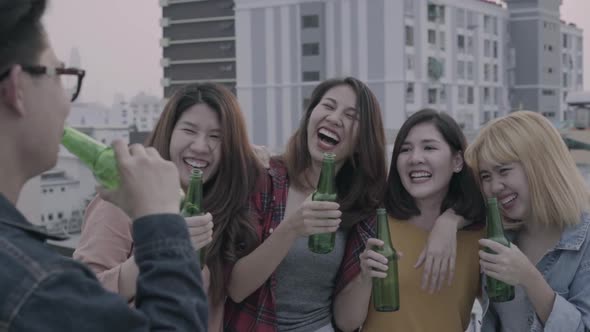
[10,213,207,332]
[132,213,208,330]
[542,259,590,332]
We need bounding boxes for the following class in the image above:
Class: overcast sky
[43,0,590,105]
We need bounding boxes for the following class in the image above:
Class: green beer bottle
[372,208,400,312]
[181,168,206,265]
[308,152,338,254]
[61,126,119,190]
[485,197,515,302]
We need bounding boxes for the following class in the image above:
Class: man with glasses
[0,1,207,331]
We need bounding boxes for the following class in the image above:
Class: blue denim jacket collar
[554,213,590,251]
[504,213,590,252]
[0,194,68,241]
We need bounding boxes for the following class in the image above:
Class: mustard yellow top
[362,217,483,332]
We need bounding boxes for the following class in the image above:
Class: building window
[493,64,498,83]
[302,71,320,82]
[457,9,465,29]
[58,212,63,219]
[439,31,446,50]
[484,111,491,123]
[467,86,474,104]
[484,87,491,104]
[457,60,465,80]
[457,35,465,53]
[467,10,476,28]
[428,88,437,104]
[42,189,47,194]
[484,40,491,57]
[484,64,490,82]
[427,4,445,23]
[405,26,414,46]
[404,0,414,16]
[61,187,65,192]
[493,17,498,35]
[302,43,320,56]
[542,89,555,96]
[427,57,444,80]
[48,214,53,221]
[548,67,553,74]
[440,87,446,103]
[428,29,436,46]
[406,83,415,104]
[563,34,569,49]
[466,36,474,54]
[563,73,569,87]
[302,15,319,28]
[458,86,466,105]
[49,188,53,193]
[467,62,474,81]
[406,54,415,71]
[493,41,498,58]
[543,112,556,118]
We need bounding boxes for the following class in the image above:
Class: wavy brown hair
[283,77,387,221]
[146,83,262,304]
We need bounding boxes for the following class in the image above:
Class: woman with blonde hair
[464,111,590,331]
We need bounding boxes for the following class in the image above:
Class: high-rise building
[159,0,237,97]
[561,22,584,118]
[234,0,517,149]
[506,0,583,121]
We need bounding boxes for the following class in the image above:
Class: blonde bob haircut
[464,111,589,229]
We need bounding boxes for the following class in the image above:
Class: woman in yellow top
[361,108,486,332]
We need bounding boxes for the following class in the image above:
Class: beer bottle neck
[316,160,336,195]
[377,213,392,244]
[487,201,506,238]
[61,126,107,168]
[183,174,203,216]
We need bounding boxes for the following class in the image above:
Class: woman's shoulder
[84,195,131,225]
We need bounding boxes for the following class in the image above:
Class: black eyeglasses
[0,65,86,102]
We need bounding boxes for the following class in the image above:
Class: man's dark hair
[0,0,48,73]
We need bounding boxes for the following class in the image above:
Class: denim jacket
[0,194,207,331]
[481,213,590,332]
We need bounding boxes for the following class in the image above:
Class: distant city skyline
[43,0,590,105]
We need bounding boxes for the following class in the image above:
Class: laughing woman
[223,82,465,332]
[465,111,590,332]
[362,109,486,332]
[74,83,266,332]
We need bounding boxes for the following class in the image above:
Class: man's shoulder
[0,229,96,300]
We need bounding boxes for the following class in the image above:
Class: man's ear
[0,66,27,117]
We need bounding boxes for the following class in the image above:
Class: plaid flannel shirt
[224,158,376,332]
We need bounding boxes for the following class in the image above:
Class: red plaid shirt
[224,159,376,332]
